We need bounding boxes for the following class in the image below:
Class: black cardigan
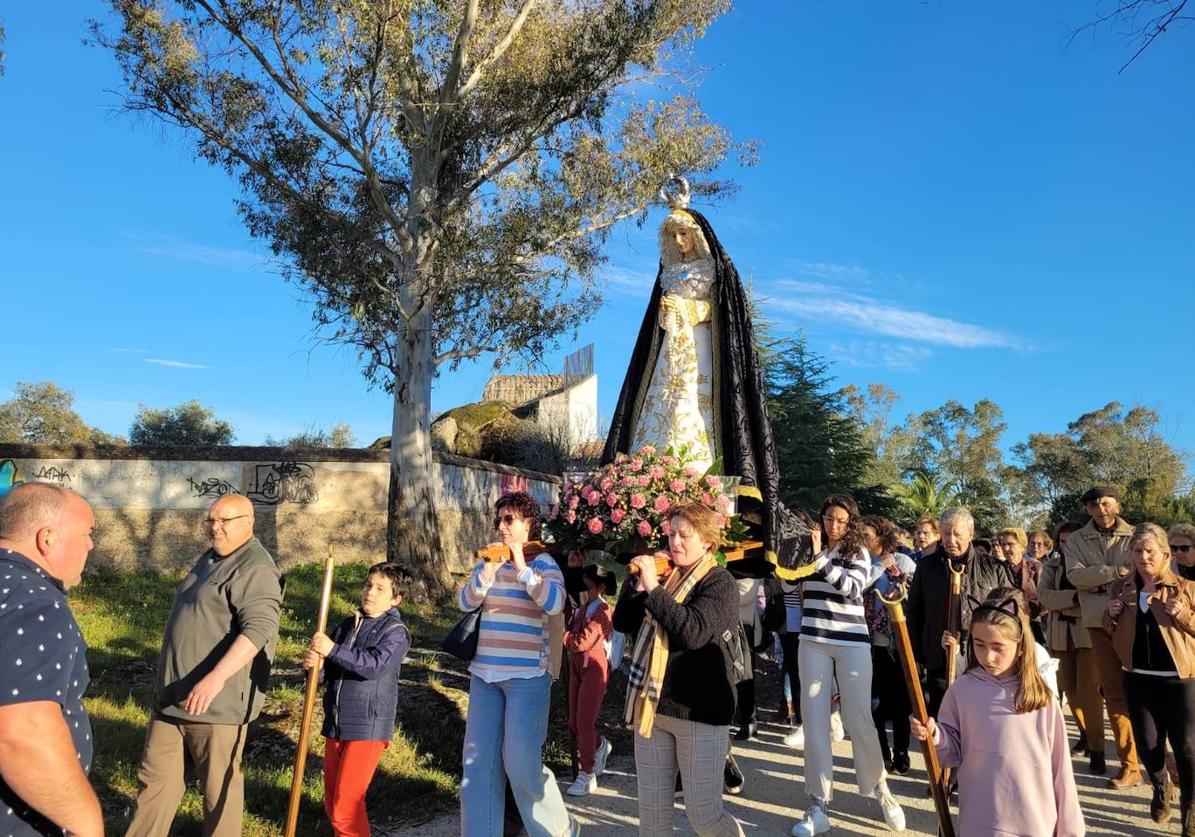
[613,565,739,726]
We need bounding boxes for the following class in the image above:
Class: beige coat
[1038,554,1091,652]
[1064,517,1134,629]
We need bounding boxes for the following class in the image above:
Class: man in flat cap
[1065,486,1139,788]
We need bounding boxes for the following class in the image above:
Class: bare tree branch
[457,0,539,99]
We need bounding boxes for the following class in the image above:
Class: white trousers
[798,640,887,805]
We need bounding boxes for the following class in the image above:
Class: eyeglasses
[1170,544,1193,554]
[494,514,522,526]
[203,515,250,528]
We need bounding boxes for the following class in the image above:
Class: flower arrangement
[545,444,741,555]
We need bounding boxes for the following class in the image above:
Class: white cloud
[144,358,211,370]
[600,265,655,295]
[113,347,150,354]
[134,235,269,271]
[827,341,936,371]
[790,261,872,281]
[765,279,1027,351]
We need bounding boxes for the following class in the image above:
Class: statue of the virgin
[603,179,810,578]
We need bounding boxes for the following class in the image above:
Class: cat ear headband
[967,595,1019,619]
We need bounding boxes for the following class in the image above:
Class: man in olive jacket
[1064,486,1140,789]
[907,506,1013,715]
[126,494,284,837]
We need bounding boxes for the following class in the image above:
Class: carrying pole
[941,559,965,790]
[285,550,336,837]
[880,584,955,837]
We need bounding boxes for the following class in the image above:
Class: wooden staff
[880,583,956,837]
[941,559,965,791]
[944,559,965,686]
[285,551,337,837]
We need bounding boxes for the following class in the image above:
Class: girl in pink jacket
[913,587,1085,836]
[563,563,615,797]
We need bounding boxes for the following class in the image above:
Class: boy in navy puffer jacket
[305,562,412,837]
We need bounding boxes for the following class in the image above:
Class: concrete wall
[0,445,560,575]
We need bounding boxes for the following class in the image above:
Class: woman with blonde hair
[998,526,1043,641]
[1106,523,1195,830]
[614,502,743,836]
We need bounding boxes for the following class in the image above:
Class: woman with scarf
[613,502,743,837]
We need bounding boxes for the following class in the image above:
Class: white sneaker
[830,712,846,743]
[593,737,612,777]
[876,786,906,831]
[566,771,597,797]
[783,724,805,748]
[791,803,830,836]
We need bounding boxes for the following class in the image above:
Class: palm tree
[891,471,961,521]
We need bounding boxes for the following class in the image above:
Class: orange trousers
[323,738,388,837]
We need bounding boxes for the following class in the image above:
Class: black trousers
[1125,671,1195,810]
[780,632,802,724]
[924,667,949,719]
[872,645,911,757]
[736,620,758,726]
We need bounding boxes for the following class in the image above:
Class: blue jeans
[461,673,571,837]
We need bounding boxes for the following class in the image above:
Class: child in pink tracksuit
[563,564,615,797]
[913,587,1085,837]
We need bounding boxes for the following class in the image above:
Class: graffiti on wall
[500,474,530,496]
[245,462,319,505]
[187,477,239,498]
[0,460,24,500]
[33,466,73,485]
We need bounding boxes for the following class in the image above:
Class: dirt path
[380,714,1171,835]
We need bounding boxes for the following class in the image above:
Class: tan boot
[1109,767,1144,790]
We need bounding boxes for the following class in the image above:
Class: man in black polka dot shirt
[0,483,101,837]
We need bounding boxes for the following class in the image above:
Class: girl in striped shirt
[791,494,906,837]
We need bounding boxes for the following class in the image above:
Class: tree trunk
[385,305,454,603]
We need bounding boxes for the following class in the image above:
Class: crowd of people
[5,479,1195,837]
[459,485,1195,837]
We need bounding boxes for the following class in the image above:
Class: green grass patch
[76,563,626,834]
[76,562,465,836]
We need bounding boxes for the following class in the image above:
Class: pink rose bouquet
[544,443,740,553]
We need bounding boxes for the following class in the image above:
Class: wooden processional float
[474,538,767,577]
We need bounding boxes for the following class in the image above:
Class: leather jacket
[1104,569,1195,679]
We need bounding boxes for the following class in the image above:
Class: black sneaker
[1071,738,1089,755]
[724,754,745,795]
[891,751,911,775]
[1090,751,1107,776]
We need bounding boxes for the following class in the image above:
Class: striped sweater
[457,553,565,682]
[800,544,872,646]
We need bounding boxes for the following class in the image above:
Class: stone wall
[0,444,560,575]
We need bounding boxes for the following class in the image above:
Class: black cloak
[601,208,810,577]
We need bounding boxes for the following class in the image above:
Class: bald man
[0,483,103,837]
[126,494,283,837]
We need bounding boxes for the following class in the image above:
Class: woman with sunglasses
[1170,524,1195,581]
[457,492,576,837]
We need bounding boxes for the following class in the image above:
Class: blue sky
[1,3,1193,469]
